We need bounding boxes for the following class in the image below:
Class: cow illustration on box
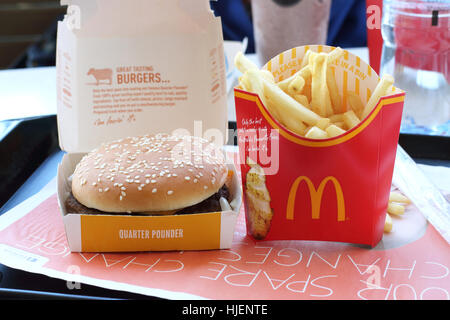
[87,68,113,85]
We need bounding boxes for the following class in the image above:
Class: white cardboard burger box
[57,156,242,252]
[56,0,228,153]
[55,0,242,252]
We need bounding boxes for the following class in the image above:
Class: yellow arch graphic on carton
[235,90,405,148]
[286,176,345,222]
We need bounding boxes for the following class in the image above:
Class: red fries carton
[234,45,405,247]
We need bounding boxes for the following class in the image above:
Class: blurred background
[0,0,367,69]
[1,0,448,137]
[0,0,448,136]
[0,0,65,69]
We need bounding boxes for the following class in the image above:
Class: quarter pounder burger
[66,134,232,216]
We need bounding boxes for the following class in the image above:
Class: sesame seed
[167,190,174,195]
[137,186,142,191]
[98,188,103,193]
[121,191,126,196]
[104,187,109,192]
[204,186,208,190]
[92,182,97,186]
[151,180,157,183]
[194,179,198,183]
[145,179,150,184]
[185,176,191,181]
[152,188,157,193]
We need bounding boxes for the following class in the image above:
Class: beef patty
[65,184,231,215]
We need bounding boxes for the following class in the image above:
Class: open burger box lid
[55,0,242,252]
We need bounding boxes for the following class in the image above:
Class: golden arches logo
[286,176,346,222]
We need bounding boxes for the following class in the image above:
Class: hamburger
[65,133,232,216]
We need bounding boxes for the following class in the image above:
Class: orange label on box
[80,213,221,252]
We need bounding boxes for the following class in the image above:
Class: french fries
[287,75,305,96]
[234,48,395,140]
[310,53,331,117]
[329,114,344,123]
[347,91,364,118]
[315,117,331,130]
[234,51,258,74]
[387,202,405,216]
[327,67,343,114]
[327,46,345,64]
[361,74,394,119]
[293,94,309,107]
[300,49,311,68]
[384,191,412,233]
[326,124,346,138]
[277,65,311,92]
[236,48,407,237]
[305,126,328,139]
[262,78,321,126]
[384,213,393,232]
[342,110,360,130]
[389,191,411,204]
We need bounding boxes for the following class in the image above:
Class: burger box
[234,45,405,247]
[56,0,228,153]
[55,0,242,252]
[57,157,242,252]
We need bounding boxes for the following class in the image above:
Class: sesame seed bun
[71,134,228,214]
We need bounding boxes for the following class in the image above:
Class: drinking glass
[380,0,450,136]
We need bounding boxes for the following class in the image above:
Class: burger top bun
[71,134,228,213]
